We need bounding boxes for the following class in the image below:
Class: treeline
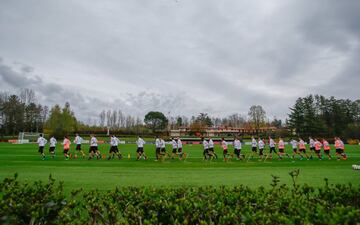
[1,89,359,139]
[0,89,48,136]
[288,95,360,138]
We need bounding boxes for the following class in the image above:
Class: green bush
[1,172,359,224]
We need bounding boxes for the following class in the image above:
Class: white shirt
[290,140,298,149]
[74,136,83,145]
[177,139,182,148]
[208,139,214,148]
[269,139,276,148]
[340,140,344,148]
[49,137,57,147]
[309,139,315,147]
[37,137,47,147]
[234,140,241,149]
[111,136,119,146]
[90,137,98,147]
[160,139,166,148]
[137,138,145,147]
[203,140,209,149]
[258,140,265,149]
[251,138,257,147]
[171,140,177,149]
[155,138,161,148]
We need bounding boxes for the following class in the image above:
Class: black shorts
[160,148,166,153]
[76,144,82,150]
[259,148,264,156]
[310,147,315,151]
[279,148,284,153]
[49,146,55,153]
[234,149,240,155]
[252,147,257,152]
[223,149,228,155]
[270,147,276,153]
[178,148,182,153]
[156,148,160,154]
[172,148,177,153]
[110,146,119,153]
[315,150,320,154]
[63,149,69,154]
[208,148,214,152]
[324,150,330,155]
[292,148,298,153]
[336,149,343,154]
[137,147,144,153]
[38,146,44,153]
[299,148,306,153]
[203,149,209,155]
[89,146,98,153]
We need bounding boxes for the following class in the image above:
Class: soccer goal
[17,132,43,144]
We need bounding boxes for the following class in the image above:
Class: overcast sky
[0,0,359,123]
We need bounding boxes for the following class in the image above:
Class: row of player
[36,134,348,161]
[201,136,348,161]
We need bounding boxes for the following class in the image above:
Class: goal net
[17,132,43,144]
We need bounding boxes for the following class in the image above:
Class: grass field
[0,142,359,191]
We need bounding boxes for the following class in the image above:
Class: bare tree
[117,110,125,128]
[228,113,246,127]
[99,110,106,128]
[111,110,117,128]
[19,89,36,105]
[248,105,266,134]
[106,110,111,128]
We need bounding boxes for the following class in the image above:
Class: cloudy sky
[0,0,359,123]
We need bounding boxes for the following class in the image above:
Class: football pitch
[0,142,359,191]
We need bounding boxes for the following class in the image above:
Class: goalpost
[17,132,43,144]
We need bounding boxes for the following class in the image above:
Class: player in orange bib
[221,138,229,162]
[334,137,347,160]
[298,138,309,160]
[277,138,290,160]
[62,136,71,160]
[322,139,332,160]
[314,139,323,160]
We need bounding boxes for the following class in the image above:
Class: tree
[176,117,183,127]
[271,118,282,128]
[248,105,266,134]
[46,104,62,136]
[99,110,106,128]
[144,111,168,132]
[19,88,36,105]
[2,95,25,135]
[288,94,360,137]
[195,113,213,127]
[45,103,77,137]
[288,98,306,135]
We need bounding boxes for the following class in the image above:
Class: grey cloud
[0,58,209,122]
[0,0,359,121]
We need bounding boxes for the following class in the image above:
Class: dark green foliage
[144,111,168,132]
[288,95,360,138]
[195,113,213,127]
[0,90,47,136]
[1,172,359,225]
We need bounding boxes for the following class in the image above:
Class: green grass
[0,142,359,191]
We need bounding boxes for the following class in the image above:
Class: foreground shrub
[0,171,359,224]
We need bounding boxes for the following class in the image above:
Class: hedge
[1,171,359,225]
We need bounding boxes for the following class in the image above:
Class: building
[170,126,277,137]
